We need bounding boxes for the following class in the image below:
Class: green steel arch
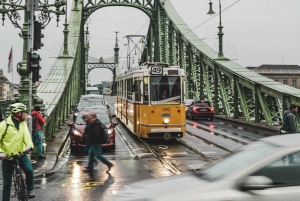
[35,0,300,140]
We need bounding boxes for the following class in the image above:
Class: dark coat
[85,119,104,145]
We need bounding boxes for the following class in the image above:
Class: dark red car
[68,109,118,151]
[186,100,214,121]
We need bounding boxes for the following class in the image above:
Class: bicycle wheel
[18,177,28,201]
[15,174,28,201]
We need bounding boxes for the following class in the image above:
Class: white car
[111,134,300,201]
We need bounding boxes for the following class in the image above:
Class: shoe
[38,155,46,159]
[107,164,113,173]
[28,191,35,199]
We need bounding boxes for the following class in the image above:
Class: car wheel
[210,117,214,121]
[111,144,115,151]
[70,144,76,152]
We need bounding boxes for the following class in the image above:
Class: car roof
[78,109,109,114]
[260,134,300,147]
[86,87,98,90]
[81,106,107,109]
[81,94,103,98]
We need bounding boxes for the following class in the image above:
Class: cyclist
[0,103,35,200]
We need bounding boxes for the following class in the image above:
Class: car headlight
[163,118,169,124]
[108,129,113,134]
[72,129,81,136]
[74,112,79,116]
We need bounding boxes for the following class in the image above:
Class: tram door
[134,79,141,133]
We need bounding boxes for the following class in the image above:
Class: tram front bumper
[149,128,183,139]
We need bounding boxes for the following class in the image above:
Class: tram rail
[139,138,181,175]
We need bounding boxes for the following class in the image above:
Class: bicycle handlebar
[5,152,28,160]
[5,147,33,160]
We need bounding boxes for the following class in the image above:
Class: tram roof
[117,63,182,78]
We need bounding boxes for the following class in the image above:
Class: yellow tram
[115,62,186,140]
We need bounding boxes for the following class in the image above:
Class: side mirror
[111,114,116,118]
[106,104,110,108]
[240,176,273,191]
[67,122,73,127]
[113,121,119,126]
[71,106,75,110]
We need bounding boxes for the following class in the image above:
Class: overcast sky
[0,0,299,85]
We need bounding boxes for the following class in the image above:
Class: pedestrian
[81,114,98,167]
[81,114,90,154]
[281,104,298,164]
[83,113,113,173]
[31,105,47,159]
[0,103,35,200]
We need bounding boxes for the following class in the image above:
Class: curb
[215,116,279,135]
[33,126,70,177]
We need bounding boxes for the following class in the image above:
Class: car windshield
[76,113,110,125]
[186,100,193,105]
[195,141,279,182]
[77,101,104,109]
[195,102,210,107]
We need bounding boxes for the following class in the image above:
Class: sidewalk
[31,115,71,176]
[215,115,280,135]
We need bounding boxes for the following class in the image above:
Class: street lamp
[207,0,228,60]
[0,0,66,112]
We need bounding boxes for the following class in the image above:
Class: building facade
[247,65,300,89]
[0,69,18,100]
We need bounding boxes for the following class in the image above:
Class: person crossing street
[83,113,113,173]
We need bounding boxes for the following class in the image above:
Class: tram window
[149,76,181,104]
[143,77,149,104]
[127,78,133,100]
[134,80,141,102]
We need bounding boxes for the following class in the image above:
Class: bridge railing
[36,0,83,140]
[159,0,300,127]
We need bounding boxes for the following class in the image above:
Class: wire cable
[134,20,150,35]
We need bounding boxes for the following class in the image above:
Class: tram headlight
[163,118,169,124]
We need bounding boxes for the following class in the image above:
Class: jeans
[86,144,112,171]
[32,130,43,156]
[2,155,34,201]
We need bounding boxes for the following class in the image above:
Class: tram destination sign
[150,66,163,75]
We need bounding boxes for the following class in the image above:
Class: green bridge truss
[23,0,300,140]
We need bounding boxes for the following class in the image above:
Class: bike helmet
[10,103,27,113]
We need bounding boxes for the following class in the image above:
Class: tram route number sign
[151,66,163,75]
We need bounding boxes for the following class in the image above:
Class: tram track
[139,138,181,175]
[186,120,250,146]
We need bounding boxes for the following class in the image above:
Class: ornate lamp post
[207,0,228,60]
[84,23,91,88]
[0,0,66,111]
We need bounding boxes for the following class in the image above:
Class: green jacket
[0,115,34,156]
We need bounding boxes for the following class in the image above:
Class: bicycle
[6,152,29,201]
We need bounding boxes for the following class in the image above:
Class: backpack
[100,123,108,143]
[32,115,37,131]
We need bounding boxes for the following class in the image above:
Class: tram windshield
[149,76,182,105]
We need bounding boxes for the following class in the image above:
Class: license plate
[200,109,207,111]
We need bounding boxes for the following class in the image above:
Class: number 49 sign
[150,66,163,75]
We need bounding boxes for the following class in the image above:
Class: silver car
[111,134,300,201]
